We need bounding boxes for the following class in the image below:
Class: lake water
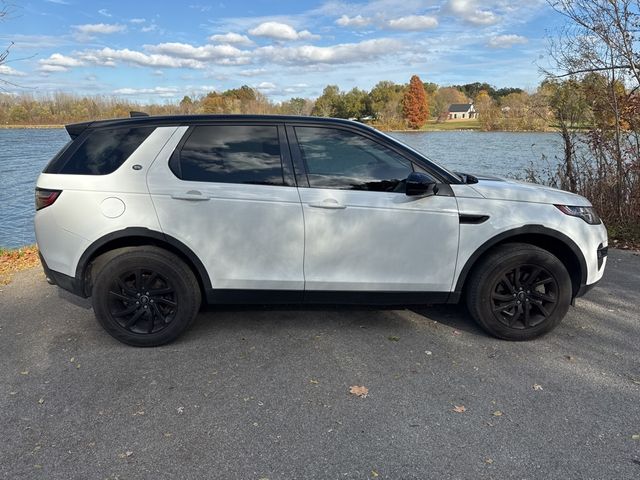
[0,128,565,248]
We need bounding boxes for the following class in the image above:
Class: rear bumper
[39,252,87,298]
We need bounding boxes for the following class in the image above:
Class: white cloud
[239,68,267,77]
[98,9,111,17]
[336,15,371,27]
[38,53,84,72]
[0,65,27,76]
[73,23,126,39]
[255,81,277,92]
[38,65,69,73]
[447,0,499,26]
[283,83,309,94]
[388,15,438,30]
[141,24,158,33]
[82,48,206,69]
[114,86,180,97]
[488,34,528,48]
[208,32,254,46]
[130,18,146,24]
[257,38,402,65]
[40,53,84,68]
[74,23,126,35]
[248,21,318,41]
[147,42,251,64]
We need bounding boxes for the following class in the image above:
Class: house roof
[448,103,473,113]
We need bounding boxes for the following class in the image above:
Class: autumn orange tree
[402,75,429,129]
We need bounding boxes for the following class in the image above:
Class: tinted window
[178,125,284,185]
[52,127,155,175]
[295,127,412,191]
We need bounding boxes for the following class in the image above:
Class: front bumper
[574,243,608,299]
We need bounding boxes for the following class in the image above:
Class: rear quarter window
[45,127,155,175]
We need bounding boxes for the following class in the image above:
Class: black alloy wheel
[466,243,572,340]
[490,264,559,330]
[92,247,201,347]
[107,268,178,335]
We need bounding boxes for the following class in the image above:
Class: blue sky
[0,0,563,103]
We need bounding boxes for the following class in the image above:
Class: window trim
[169,123,295,187]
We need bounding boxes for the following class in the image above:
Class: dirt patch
[0,246,41,285]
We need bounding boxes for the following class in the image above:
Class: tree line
[0,77,590,132]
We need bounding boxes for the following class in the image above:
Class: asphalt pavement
[1,249,639,479]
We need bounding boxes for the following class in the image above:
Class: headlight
[555,205,601,225]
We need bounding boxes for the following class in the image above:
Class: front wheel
[466,243,572,340]
[91,247,201,347]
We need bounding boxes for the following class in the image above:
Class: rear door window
[48,127,155,175]
[175,125,284,186]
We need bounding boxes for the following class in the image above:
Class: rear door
[147,123,304,295]
[289,124,460,294]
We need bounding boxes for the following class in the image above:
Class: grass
[606,223,640,251]
[0,245,41,285]
[420,119,482,131]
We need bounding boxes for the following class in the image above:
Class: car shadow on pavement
[192,302,486,338]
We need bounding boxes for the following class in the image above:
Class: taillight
[35,188,62,211]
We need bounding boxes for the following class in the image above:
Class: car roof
[65,114,371,138]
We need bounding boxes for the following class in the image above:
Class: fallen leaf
[485,458,494,464]
[565,355,575,361]
[20,371,29,375]
[632,434,640,440]
[424,350,432,355]
[371,470,379,477]
[176,406,184,414]
[492,410,503,417]
[533,384,543,391]
[453,330,461,336]
[125,451,133,457]
[38,398,44,405]
[388,336,400,342]
[309,379,319,384]
[349,385,369,398]
[452,405,466,413]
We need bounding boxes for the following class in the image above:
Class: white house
[447,103,477,120]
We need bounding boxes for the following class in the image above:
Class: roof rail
[130,111,149,118]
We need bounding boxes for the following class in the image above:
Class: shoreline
[1,124,64,129]
[0,124,560,133]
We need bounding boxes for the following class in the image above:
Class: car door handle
[308,199,347,209]
[170,191,210,201]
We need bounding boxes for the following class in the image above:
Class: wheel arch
[452,225,587,301]
[76,227,212,297]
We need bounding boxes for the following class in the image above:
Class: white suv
[35,114,608,346]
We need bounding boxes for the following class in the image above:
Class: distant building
[447,103,477,120]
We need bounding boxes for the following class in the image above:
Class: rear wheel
[91,247,201,347]
[466,243,572,340]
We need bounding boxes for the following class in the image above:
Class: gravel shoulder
[1,249,639,480]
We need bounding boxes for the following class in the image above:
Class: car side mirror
[405,172,438,197]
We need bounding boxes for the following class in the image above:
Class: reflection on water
[0,128,564,248]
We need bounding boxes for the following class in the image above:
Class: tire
[465,243,572,341]
[91,246,201,347]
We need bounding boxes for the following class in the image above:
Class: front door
[291,125,459,293]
